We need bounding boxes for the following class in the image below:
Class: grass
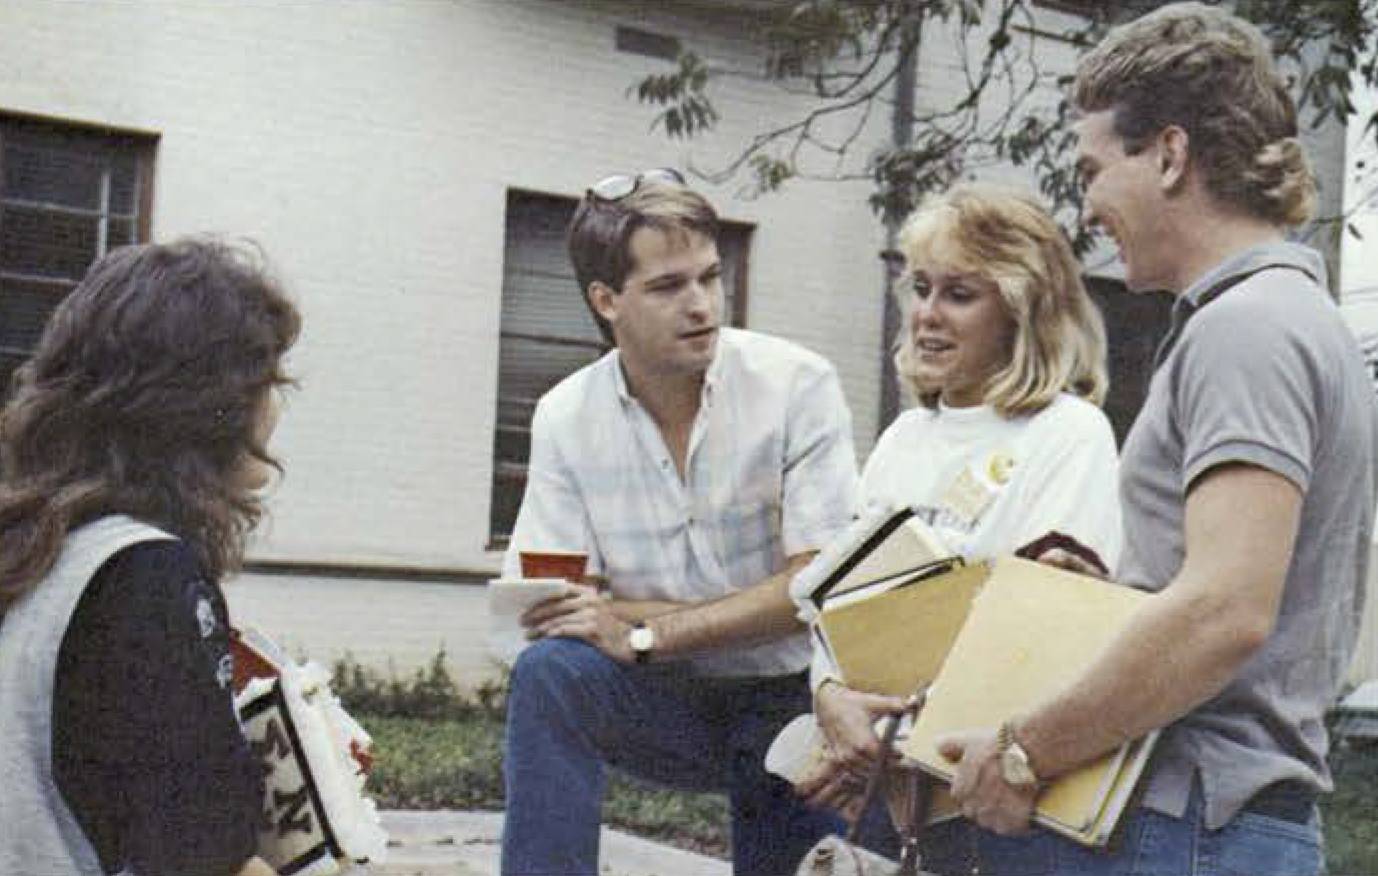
[362,712,730,858]
[334,652,731,856]
[360,709,1378,869]
[336,656,1378,869]
[1322,742,1378,876]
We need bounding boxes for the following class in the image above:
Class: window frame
[487,188,753,550]
[0,111,157,392]
[1031,0,1098,16]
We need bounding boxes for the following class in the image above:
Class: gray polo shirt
[1118,241,1378,829]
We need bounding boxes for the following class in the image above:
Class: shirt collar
[1178,240,1326,311]
[612,348,634,405]
[610,330,728,407]
[1155,241,1327,368]
[702,330,726,400]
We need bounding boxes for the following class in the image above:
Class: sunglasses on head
[585,167,686,202]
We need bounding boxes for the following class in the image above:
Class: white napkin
[487,578,574,664]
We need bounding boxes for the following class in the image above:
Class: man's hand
[938,729,1038,836]
[521,585,635,663]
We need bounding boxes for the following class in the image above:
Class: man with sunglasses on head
[499,169,859,875]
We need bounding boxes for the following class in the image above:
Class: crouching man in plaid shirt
[499,170,859,876]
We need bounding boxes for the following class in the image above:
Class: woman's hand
[1015,530,1109,579]
[235,856,279,876]
[816,679,908,770]
[1036,547,1108,579]
[794,681,907,814]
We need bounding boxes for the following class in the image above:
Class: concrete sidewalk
[346,810,731,876]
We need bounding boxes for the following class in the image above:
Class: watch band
[996,720,1017,753]
[997,720,1040,789]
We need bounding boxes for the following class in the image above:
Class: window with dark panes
[0,115,155,397]
[489,189,752,546]
[1084,276,1173,445]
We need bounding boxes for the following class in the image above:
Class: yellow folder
[817,555,1156,847]
[895,557,1153,846]
[818,561,987,696]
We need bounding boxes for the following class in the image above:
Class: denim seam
[1228,811,1323,846]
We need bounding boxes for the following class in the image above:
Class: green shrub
[330,650,506,721]
[331,652,730,856]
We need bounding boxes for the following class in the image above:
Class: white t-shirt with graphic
[859,393,1122,565]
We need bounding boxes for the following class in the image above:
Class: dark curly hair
[0,237,301,611]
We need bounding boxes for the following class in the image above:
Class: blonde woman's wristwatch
[996,720,1040,790]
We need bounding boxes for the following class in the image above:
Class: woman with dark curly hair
[0,238,301,876]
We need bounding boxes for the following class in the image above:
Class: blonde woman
[793,183,1122,815]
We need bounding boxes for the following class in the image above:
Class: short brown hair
[0,238,300,609]
[895,184,1108,416]
[1074,2,1315,227]
[567,181,718,344]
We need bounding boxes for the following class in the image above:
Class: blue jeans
[500,638,842,875]
[916,781,1323,876]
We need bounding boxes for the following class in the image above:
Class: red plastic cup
[519,550,588,583]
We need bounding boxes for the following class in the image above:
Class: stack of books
[806,507,1157,848]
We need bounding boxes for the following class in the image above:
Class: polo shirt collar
[1178,241,1325,311]
[1155,241,1327,368]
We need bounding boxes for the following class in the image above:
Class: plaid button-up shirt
[503,328,858,677]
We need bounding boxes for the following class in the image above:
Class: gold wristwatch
[996,720,1039,790]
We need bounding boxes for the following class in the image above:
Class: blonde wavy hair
[1074,2,1315,227]
[894,184,1108,416]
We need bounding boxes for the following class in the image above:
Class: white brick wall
[3,1,1366,681]
[224,570,501,689]
[0,0,886,574]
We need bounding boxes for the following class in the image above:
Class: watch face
[1001,747,1037,788]
[629,626,655,651]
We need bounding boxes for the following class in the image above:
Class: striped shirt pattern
[504,328,858,676]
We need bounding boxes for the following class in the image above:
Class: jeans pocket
[976,828,1057,876]
[1200,810,1323,876]
[917,818,975,875]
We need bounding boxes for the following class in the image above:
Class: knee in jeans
[510,637,612,699]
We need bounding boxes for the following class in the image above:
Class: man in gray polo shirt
[932,5,1378,874]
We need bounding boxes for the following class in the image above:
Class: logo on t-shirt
[216,653,234,690]
[196,596,217,638]
[934,449,1018,532]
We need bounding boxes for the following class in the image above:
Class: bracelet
[814,676,845,700]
